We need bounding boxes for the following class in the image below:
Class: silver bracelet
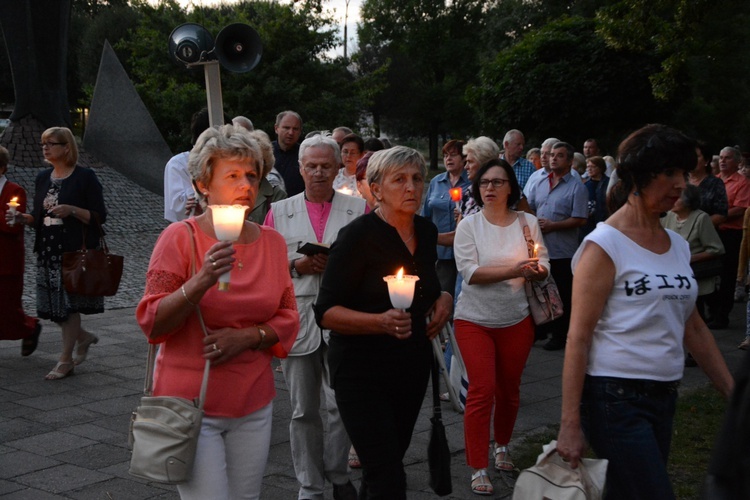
[181,284,197,306]
[254,326,267,350]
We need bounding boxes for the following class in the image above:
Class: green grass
[512,385,727,500]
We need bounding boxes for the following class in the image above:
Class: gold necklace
[376,208,414,244]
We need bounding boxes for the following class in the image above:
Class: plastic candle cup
[383,267,420,310]
[449,187,462,212]
[6,197,19,226]
[210,204,247,291]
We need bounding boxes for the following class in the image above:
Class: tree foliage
[471,16,660,151]
[357,0,486,168]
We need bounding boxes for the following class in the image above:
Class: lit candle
[210,204,247,291]
[449,187,462,212]
[533,244,539,258]
[336,186,354,196]
[6,196,19,226]
[383,267,420,310]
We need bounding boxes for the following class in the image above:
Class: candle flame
[449,187,462,202]
[533,243,539,258]
[396,267,404,279]
[10,197,17,203]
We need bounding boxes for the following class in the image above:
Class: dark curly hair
[608,124,696,213]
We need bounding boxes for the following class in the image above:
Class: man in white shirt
[163,109,212,222]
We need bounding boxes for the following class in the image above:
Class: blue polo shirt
[528,171,588,259]
[422,170,471,260]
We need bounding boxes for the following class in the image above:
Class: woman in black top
[32,127,106,379]
[315,146,452,499]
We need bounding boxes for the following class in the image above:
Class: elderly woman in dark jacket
[30,127,107,379]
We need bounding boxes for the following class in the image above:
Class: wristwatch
[290,258,300,278]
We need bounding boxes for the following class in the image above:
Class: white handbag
[513,440,608,500]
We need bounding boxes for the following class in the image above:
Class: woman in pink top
[137,125,299,500]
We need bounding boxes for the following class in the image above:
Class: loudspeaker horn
[214,23,263,73]
[169,23,214,65]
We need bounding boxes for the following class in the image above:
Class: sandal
[74,334,99,365]
[21,322,42,357]
[348,447,361,469]
[45,362,75,380]
[470,469,493,496]
[494,445,514,471]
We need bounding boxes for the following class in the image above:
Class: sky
[166,0,362,56]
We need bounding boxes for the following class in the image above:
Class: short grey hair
[366,146,426,185]
[188,124,263,198]
[275,110,302,128]
[298,133,341,166]
[503,129,524,144]
[232,116,254,131]
[721,146,742,163]
[541,137,560,149]
[463,136,500,167]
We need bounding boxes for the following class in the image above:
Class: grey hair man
[706,146,750,329]
[502,129,535,190]
[273,110,304,196]
[524,137,582,198]
[263,133,364,500]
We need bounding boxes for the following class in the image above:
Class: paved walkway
[1,297,746,499]
[1,164,747,499]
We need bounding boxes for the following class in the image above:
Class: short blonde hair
[463,136,499,167]
[246,129,275,178]
[41,127,78,167]
[366,146,426,185]
[188,124,263,199]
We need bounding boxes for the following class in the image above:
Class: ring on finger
[211,261,217,268]
[212,343,218,351]
[209,255,216,263]
[217,349,222,355]
[396,326,399,333]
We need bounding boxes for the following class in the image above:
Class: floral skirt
[36,225,103,323]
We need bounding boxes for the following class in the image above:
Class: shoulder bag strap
[517,212,535,259]
[143,221,210,409]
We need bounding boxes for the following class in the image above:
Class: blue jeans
[581,376,679,500]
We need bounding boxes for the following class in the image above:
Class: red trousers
[0,275,37,341]
[454,316,534,469]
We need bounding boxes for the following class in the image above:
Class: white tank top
[573,223,697,381]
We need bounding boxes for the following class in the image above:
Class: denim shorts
[581,375,679,500]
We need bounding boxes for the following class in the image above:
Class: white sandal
[494,445,514,471]
[470,469,493,496]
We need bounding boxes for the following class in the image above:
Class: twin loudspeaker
[168,22,262,73]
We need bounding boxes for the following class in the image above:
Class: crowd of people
[3,112,748,499]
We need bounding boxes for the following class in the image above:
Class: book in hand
[297,242,331,256]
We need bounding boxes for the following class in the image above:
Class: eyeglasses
[303,164,337,174]
[341,150,361,157]
[40,142,66,148]
[479,178,508,189]
[443,152,461,158]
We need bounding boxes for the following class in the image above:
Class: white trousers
[177,402,273,500]
[282,342,351,499]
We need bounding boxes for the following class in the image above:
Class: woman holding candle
[453,159,549,495]
[314,146,453,499]
[0,146,42,356]
[137,124,299,499]
[28,128,106,379]
[556,125,733,499]
[422,139,470,295]
[333,133,365,197]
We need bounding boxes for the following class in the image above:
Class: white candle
[7,197,19,226]
[210,204,247,291]
[383,267,420,310]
